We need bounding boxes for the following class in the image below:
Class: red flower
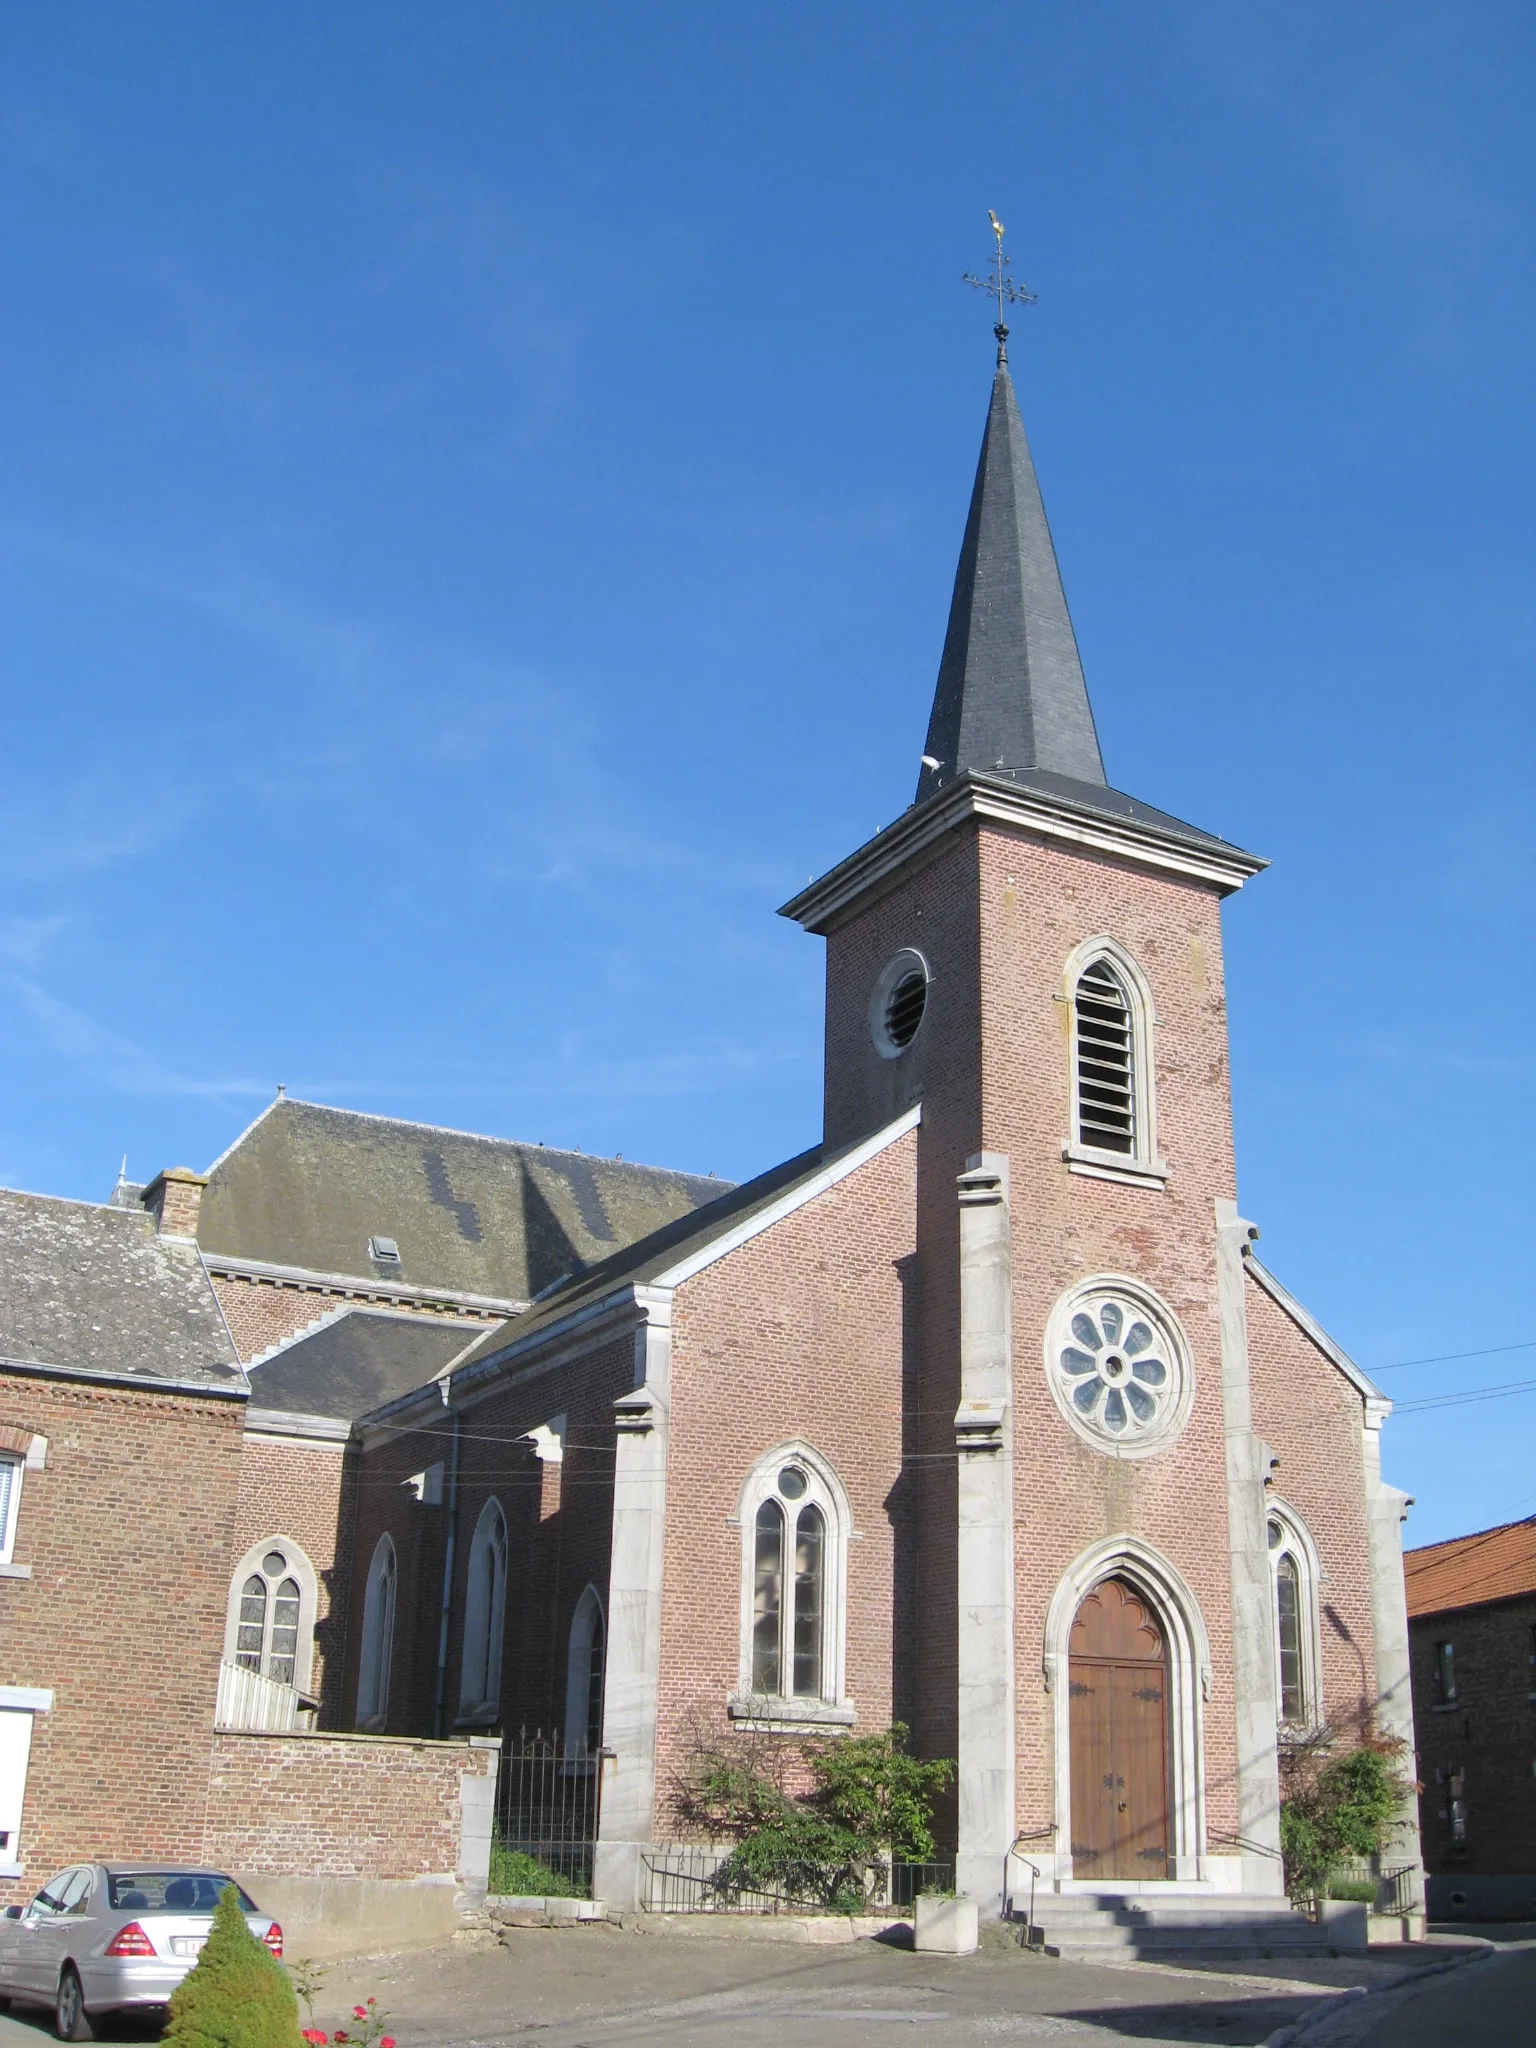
[301,2032,327,2045]
[332,2031,349,2041]
[380,2036,396,2045]
[354,2009,369,2021]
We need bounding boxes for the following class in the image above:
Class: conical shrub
[163,1883,304,2048]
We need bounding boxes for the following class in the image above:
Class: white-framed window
[730,1443,853,1729]
[1061,937,1165,1187]
[458,1498,508,1720]
[0,1691,51,1879]
[1266,1501,1322,1728]
[223,1537,318,1693]
[563,1585,605,1757]
[356,1534,397,1732]
[0,1456,23,1566]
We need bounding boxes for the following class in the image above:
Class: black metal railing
[638,1846,954,1915]
[493,1731,603,1896]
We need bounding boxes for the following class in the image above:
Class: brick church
[0,330,1425,1927]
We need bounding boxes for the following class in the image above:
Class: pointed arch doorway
[1068,1577,1171,1879]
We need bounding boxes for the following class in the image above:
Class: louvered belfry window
[1075,960,1136,1155]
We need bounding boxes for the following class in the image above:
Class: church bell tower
[780,255,1284,1908]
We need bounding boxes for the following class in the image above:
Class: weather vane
[963,209,1037,362]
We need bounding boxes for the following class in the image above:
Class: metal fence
[1329,1858,1420,1914]
[495,1732,603,1894]
[638,1845,955,1915]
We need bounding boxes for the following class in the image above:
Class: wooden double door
[1068,1576,1172,1880]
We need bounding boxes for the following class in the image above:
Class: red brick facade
[0,1370,245,1898]
[655,1128,919,1809]
[1246,1273,1379,1727]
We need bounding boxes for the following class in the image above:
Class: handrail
[1003,1832,1046,1945]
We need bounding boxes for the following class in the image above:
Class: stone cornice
[779,773,1266,934]
[202,1252,523,1320]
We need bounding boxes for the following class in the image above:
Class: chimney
[141,1167,208,1240]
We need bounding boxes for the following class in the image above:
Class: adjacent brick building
[0,1187,247,1896]
[1406,1517,1536,1918]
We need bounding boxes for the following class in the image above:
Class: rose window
[1046,1285,1189,1455]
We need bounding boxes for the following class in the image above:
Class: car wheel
[55,1966,93,2042]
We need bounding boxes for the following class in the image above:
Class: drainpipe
[433,1385,462,1740]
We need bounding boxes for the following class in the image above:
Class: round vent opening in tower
[869,949,931,1059]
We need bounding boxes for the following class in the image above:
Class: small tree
[163,1885,305,2048]
[1278,1724,1414,1908]
[676,1722,954,1911]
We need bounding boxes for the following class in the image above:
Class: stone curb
[1261,1943,1493,2048]
[612,1911,912,1944]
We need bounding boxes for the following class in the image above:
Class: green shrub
[1326,1878,1379,1904]
[1278,1726,1412,1908]
[163,1884,304,2048]
[679,1722,954,1912]
[487,1845,582,1898]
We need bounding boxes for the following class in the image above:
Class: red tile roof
[1404,1516,1536,1619]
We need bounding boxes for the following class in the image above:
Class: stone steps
[1021,1889,1339,1961]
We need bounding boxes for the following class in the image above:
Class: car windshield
[106,1873,255,1914]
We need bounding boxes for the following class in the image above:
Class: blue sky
[2,4,1533,1544]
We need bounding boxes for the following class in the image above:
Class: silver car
[0,1863,281,2039]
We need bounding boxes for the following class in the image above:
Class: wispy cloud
[6,978,267,1103]
[0,917,70,970]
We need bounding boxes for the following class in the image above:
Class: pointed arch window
[224,1538,318,1696]
[356,1535,397,1732]
[563,1586,605,1758]
[1063,939,1165,1187]
[732,1446,854,1730]
[459,1498,509,1721]
[1267,1503,1322,1729]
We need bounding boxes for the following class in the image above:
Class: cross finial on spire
[963,209,1038,364]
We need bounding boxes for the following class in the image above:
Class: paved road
[0,1927,1512,2048]
[1347,1939,1536,2047]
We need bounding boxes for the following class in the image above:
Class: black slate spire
[916,356,1105,803]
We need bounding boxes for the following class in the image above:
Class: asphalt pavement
[0,1922,1518,2048]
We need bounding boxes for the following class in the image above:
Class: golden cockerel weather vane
[963,209,1037,363]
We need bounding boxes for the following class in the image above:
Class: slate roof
[918,358,1106,804]
[0,1188,244,1391]
[453,1138,832,1374]
[247,1308,485,1423]
[968,766,1250,859]
[1405,1517,1536,1620]
[197,1098,729,1303]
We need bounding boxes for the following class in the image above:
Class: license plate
[170,1938,205,1958]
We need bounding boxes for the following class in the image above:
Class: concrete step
[1021,1889,1335,1962]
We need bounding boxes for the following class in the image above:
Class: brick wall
[0,1370,245,1896]
[447,1335,632,1739]
[1245,1273,1378,1729]
[1411,1597,1536,1877]
[823,830,979,1778]
[233,1433,357,1719]
[203,1730,494,1880]
[818,817,1254,1851]
[341,1332,631,1739]
[655,1128,919,1819]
